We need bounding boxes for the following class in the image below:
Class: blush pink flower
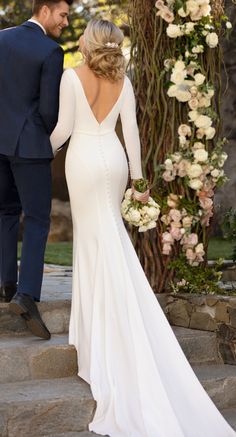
[199,197,213,210]
[163,170,176,182]
[169,208,182,222]
[162,232,174,244]
[162,243,172,255]
[170,225,182,241]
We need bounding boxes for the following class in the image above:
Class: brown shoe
[9,293,51,340]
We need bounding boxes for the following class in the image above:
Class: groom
[0,0,73,339]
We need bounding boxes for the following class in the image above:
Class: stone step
[173,326,220,364]
[0,365,236,437]
[0,377,93,437]
[0,335,77,383]
[0,328,220,384]
[194,364,236,409]
[221,409,236,431]
[0,299,221,362]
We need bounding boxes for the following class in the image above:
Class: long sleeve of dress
[120,77,143,180]
[50,69,75,153]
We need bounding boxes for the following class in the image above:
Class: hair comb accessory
[105,42,119,48]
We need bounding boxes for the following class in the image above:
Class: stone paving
[41,264,72,301]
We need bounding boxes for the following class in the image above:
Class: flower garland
[154,0,231,266]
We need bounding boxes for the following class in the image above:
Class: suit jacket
[0,21,64,159]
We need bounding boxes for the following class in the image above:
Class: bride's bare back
[74,65,124,125]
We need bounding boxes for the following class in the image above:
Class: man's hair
[32,0,73,15]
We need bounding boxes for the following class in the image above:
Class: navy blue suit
[0,21,64,300]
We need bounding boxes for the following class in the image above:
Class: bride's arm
[120,77,149,202]
[50,69,75,153]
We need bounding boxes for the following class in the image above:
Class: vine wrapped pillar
[128,0,227,292]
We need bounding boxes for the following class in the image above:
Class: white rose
[171,152,182,163]
[187,163,203,178]
[139,225,148,232]
[129,209,141,222]
[206,32,219,48]
[178,124,191,137]
[167,85,178,98]
[200,3,211,17]
[146,221,157,230]
[190,86,198,97]
[188,110,199,122]
[166,24,183,38]
[148,207,160,220]
[194,149,208,162]
[178,7,188,17]
[198,96,211,108]
[192,45,204,53]
[205,126,216,139]
[194,73,206,86]
[174,60,186,71]
[188,178,203,190]
[165,158,173,170]
[171,69,187,84]
[195,115,212,129]
[226,21,232,29]
[124,188,132,200]
[175,88,192,102]
[218,152,228,167]
[196,128,205,139]
[179,136,187,146]
[211,168,220,178]
[188,98,199,110]
[185,22,196,34]
[207,89,215,98]
[186,0,199,15]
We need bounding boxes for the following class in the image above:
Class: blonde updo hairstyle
[83,19,126,82]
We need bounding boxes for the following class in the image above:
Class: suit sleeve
[39,46,64,134]
[50,69,75,152]
[120,77,143,180]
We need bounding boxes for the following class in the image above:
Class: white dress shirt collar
[28,18,47,35]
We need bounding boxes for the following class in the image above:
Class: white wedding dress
[50,68,236,437]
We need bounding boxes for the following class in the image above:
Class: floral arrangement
[121,179,161,232]
[154,0,231,266]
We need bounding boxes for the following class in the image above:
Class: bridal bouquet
[121,179,160,232]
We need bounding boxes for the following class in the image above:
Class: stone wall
[157,293,236,364]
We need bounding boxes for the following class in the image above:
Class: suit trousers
[0,154,52,301]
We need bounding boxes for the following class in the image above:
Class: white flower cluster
[154,0,230,265]
[121,189,160,232]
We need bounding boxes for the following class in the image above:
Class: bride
[50,18,235,437]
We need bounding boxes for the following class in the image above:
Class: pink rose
[167,193,179,208]
[185,248,196,263]
[169,208,182,222]
[162,243,172,255]
[162,232,174,244]
[199,197,213,210]
[162,171,176,182]
[170,225,182,241]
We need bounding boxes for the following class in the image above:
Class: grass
[17,237,235,266]
[207,237,234,261]
[18,242,73,266]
